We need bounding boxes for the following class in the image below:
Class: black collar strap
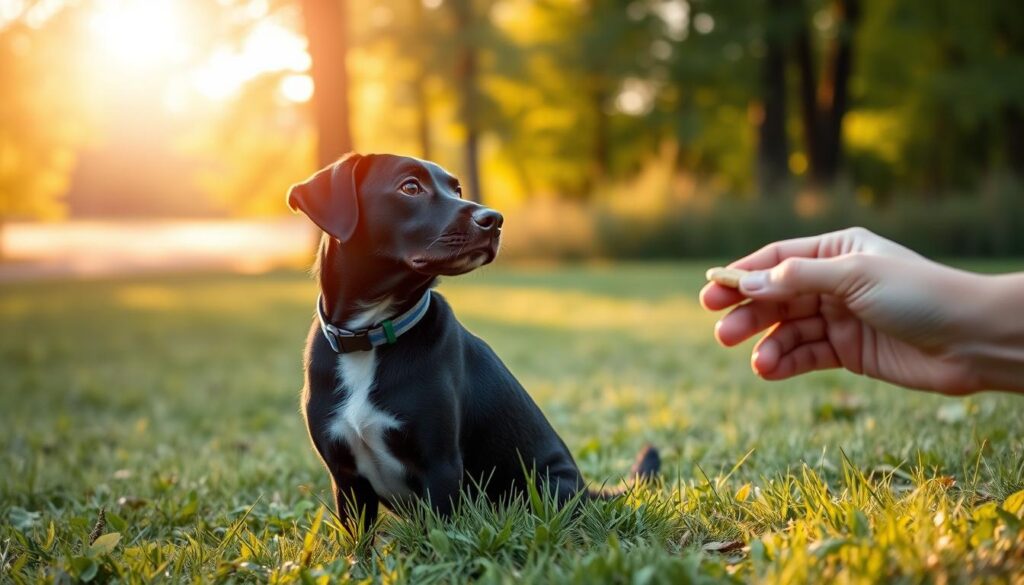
[316,291,432,353]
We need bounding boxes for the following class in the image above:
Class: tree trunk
[1007,105,1024,176]
[452,0,482,203]
[794,0,860,186]
[591,87,610,184]
[757,1,789,197]
[301,0,353,168]
[794,24,822,183]
[413,71,432,161]
[412,0,432,161]
[818,0,860,180]
[995,11,1024,178]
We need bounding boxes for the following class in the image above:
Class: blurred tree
[795,0,861,185]
[756,0,791,196]
[572,0,653,185]
[146,1,320,219]
[301,0,354,167]
[851,0,1024,195]
[996,0,1024,176]
[410,0,434,160]
[483,0,662,197]
[5,0,1024,250]
[180,74,316,216]
[451,0,483,202]
[660,0,759,193]
[0,12,89,260]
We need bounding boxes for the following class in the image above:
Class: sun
[84,0,312,105]
[88,0,187,69]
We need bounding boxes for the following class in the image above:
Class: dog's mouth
[406,233,500,276]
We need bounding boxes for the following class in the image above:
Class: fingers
[714,294,820,346]
[728,234,827,271]
[728,227,880,272]
[738,255,869,301]
[701,235,833,314]
[699,282,746,311]
[750,317,841,379]
[702,229,880,311]
[756,342,841,380]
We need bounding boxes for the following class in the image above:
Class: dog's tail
[588,444,661,500]
[629,444,661,482]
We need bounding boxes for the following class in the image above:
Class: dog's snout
[472,208,504,232]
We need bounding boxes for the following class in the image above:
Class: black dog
[289,153,659,531]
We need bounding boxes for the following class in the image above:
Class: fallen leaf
[702,540,744,554]
[734,483,752,502]
[1004,489,1024,516]
[89,532,121,556]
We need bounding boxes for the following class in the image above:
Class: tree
[794,0,861,185]
[756,0,791,196]
[450,0,483,202]
[0,12,89,260]
[410,0,433,160]
[301,0,354,168]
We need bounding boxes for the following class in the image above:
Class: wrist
[956,272,1024,393]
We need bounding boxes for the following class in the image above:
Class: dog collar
[316,291,432,353]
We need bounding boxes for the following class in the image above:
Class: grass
[2,262,1024,583]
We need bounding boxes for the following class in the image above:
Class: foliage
[2,265,1024,582]
[178,73,317,217]
[3,0,1023,236]
[0,11,93,226]
[498,159,1024,260]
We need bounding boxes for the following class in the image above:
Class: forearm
[963,273,1024,393]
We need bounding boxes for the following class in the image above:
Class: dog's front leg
[422,458,463,519]
[332,474,379,535]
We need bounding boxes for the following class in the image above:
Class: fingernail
[740,271,767,293]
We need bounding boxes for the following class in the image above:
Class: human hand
[699,227,1006,394]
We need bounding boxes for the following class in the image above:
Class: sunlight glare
[280,74,314,103]
[1,0,65,29]
[0,0,26,25]
[615,78,657,116]
[89,0,187,68]
[652,0,689,42]
[192,20,311,101]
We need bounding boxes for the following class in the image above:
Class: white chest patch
[326,298,413,501]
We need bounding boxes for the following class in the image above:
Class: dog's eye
[399,180,421,196]
[454,186,463,198]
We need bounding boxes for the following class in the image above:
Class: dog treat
[705,266,749,289]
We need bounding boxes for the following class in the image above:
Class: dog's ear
[287,153,364,242]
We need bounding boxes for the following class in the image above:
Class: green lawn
[2,263,1023,583]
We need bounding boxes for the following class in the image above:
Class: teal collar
[317,291,432,353]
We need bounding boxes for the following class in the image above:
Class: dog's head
[288,153,502,277]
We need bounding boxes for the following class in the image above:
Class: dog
[289,153,660,532]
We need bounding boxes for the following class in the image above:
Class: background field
[3,263,1024,583]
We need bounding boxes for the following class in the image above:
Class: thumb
[738,255,867,300]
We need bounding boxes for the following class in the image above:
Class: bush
[498,173,1024,260]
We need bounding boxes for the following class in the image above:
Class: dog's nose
[472,208,504,232]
